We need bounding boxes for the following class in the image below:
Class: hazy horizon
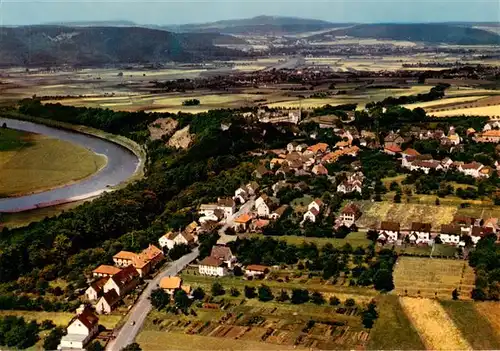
[1,0,499,26]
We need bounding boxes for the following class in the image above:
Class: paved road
[217,198,255,244]
[106,248,199,350]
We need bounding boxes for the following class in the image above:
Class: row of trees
[228,238,396,291]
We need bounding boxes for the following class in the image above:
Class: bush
[345,298,356,307]
[211,282,225,297]
[258,285,273,302]
[244,286,256,299]
[230,287,240,297]
[329,296,340,306]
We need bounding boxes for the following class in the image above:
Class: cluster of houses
[390,147,492,178]
[374,214,500,247]
[86,244,164,314]
[474,122,500,143]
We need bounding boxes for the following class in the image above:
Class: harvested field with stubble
[399,297,471,351]
[393,257,475,299]
[368,295,425,350]
[440,300,500,350]
[475,302,500,337]
[355,201,456,230]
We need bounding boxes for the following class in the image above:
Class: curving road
[0,118,140,212]
[106,249,199,350]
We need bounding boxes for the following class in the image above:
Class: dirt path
[399,297,472,350]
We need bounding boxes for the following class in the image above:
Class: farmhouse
[159,230,195,249]
[408,222,432,245]
[378,221,400,243]
[198,257,227,277]
[439,224,462,245]
[85,277,109,301]
[58,305,99,350]
[307,142,329,155]
[474,129,500,143]
[270,204,289,220]
[312,163,329,175]
[337,172,364,194]
[255,194,279,218]
[199,198,236,218]
[249,219,270,232]
[339,203,361,227]
[245,264,270,278]
[95,289,120,314]
[458,162,486,178]
[210,245,236,268]
[233,213,253,232]
[383,144,402,155]
[103,265,139,297]
[384,132,405,148]
[92,265,121,278]
[159,276,191,296]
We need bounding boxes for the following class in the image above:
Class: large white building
[58,305,99,350]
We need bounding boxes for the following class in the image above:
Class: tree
[192,287,205,300]
[452,288,459,300]
[361,301,378,328]
[41,319,55,330]
[174,289,191,311]
[150,288,170,310]
[258,285,274,302]
[373,268,394,291]
[244,286,256,299]
[230,287,240,297]
[211,282,225,296]
[276,289,290,302]
[435,198,440,206]
[121,343,142,351]
[366,230,378,242]
[43,326,65,350]
[345,298,356,307]
[329,296,340,306]
[434,235,443,244]
[394,193,401,203]
[86,341,105,351]
[233,266,243,276]
[310,291,325,305]
[291,289,309,304]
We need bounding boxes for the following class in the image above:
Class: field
[367,295,425,350]
[355,201,456,231]
[430,105,500,117]
[0,129,106,197]
[265,231,372,249]
[475,302,500,335]
[399,297,471,350]
[138,293,371,350]
[393,257,476,299]
[440,300,500,350]
[0,310,121,329]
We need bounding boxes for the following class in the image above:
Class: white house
[307,199,324,213]
[439,224,462,245]
[159,231,194,250]
[408,222,432,245]
[377,221,400,243]
[58,305,99,350]
[255,194,278,218]
[340,203,361,227]
[95,289,120,314]
[85,277,109,301]
[103,265,139,297]
[244,264,270,278]
[303,207,320,224]
[210,245,237,269]
[198,257,227,276]
[458,162,485,178]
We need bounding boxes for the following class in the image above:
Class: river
[0,118,140,212]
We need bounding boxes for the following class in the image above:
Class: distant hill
[173,15,352,35]
[0,26,247,67]
[43,20,137,27]
[308,23,500,45]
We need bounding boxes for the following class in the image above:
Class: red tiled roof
[246,264,270,272]
[199,256,224,267]
[384,145,402,153]
[93,265,121,276]
[210,245,233,261]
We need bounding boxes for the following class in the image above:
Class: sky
[0,0,498,26]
